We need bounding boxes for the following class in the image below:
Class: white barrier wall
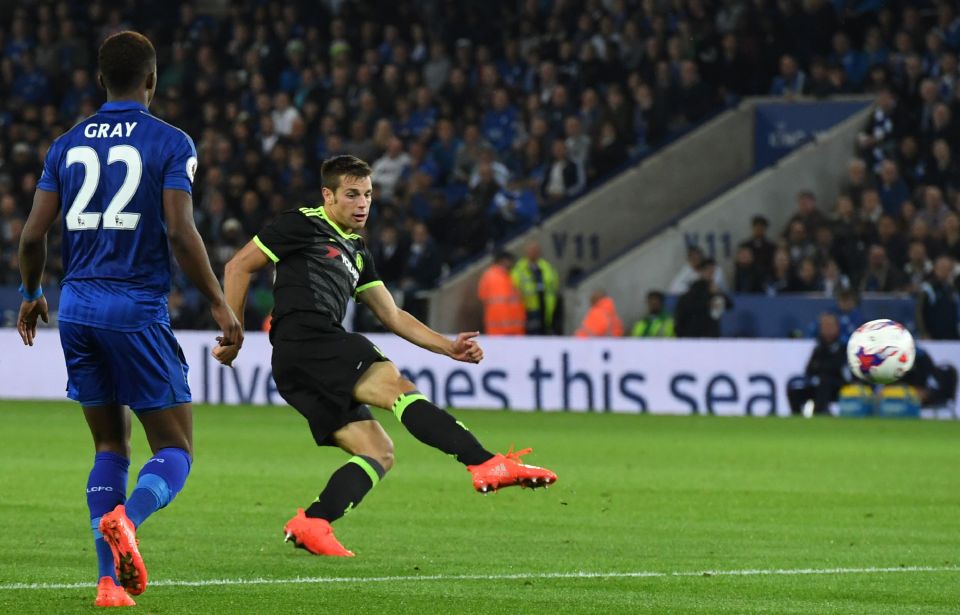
[3,330,958,416]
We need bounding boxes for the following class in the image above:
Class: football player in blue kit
[16,31,242,607]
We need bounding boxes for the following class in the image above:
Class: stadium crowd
[716,0,960,341]
[1,1,960,333]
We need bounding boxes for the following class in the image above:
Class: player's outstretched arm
[359,284,483,363]
[213,240,271,366]
[163,189,242,348]
[16,189,58,346]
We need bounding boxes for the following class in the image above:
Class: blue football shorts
[59,321,191,414]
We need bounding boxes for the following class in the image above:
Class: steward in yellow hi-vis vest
[510,241,559,335]
[630,290,675,337]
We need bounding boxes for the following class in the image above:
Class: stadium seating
[2,1,960,337]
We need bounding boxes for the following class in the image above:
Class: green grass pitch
[1,401,958,614]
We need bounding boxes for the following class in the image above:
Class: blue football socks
[124,447,192,528]
[87,452,129,583]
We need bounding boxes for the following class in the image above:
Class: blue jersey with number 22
[38,100,197,331]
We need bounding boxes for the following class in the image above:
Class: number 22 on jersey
[64,145,142,231]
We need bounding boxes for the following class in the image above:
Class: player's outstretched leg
[87,452,135,607]
[465,445,558,493]
[391,391,558,493]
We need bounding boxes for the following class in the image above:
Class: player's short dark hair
[98,31,156,94]
[321,155,372,191]
[647,290,665,302]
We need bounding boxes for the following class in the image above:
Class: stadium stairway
[426,104,757,333]
[560,98,873,335]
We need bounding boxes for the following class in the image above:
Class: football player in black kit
[216,155,557,556]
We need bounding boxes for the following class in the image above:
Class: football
[846,319,916,385]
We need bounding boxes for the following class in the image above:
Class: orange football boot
[99,505,147,595]
[93,576,136,607]
[283,509,354,556]
[467,447,558,493]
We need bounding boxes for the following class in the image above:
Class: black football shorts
[270,316,389,446]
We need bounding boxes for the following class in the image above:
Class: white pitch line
[2,565,958,591]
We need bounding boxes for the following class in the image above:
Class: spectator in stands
[676,60,714,125]
[942,212,960,260]
[787,313,850,416]
[590,121,628,179]
[739,215,776,280]
[669,245,726,294]
[576,289,624,338]
[784,190,825,238]
[904,240,934,293]
[812,225,840,268]
[168,288,204,331]
[918,185,951,230]
[674,259,732,338]
[877,159,911,215]
[630,290,675,337]
[909,218,944,263]
[511,240,560,336]
[917,255,960,340]
[917,78,941,136]
[482,87,520,154]
[631,82,668,153]
[927,138,960,197]
[897,136,927,189]
[732,245,765,293]
[766,247,794,296]
[785,220,817,266]
[541,139,584,205]
[428,118,462,186]
[563,116,590,173]
[370,225,408,287]
[786,257,822,293]
[489,177,538,241]
[453,124,489,184]
[925,103,959,153]
[821,259,852,297]
[832,31,869,87]
[805,57,831,97]
[841,159,872,208]
[770,54,806,98]
[715,33,753,104]
[469,148,510,191]
[400,222,443,320]
[860,244,906,293]
[477,251,525,336]
[857,86,902,169]
[10,0,960,332]
[831,193,869,280]
[371,137,411,206]
[875,214,908,268]
[860,188,883,226]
